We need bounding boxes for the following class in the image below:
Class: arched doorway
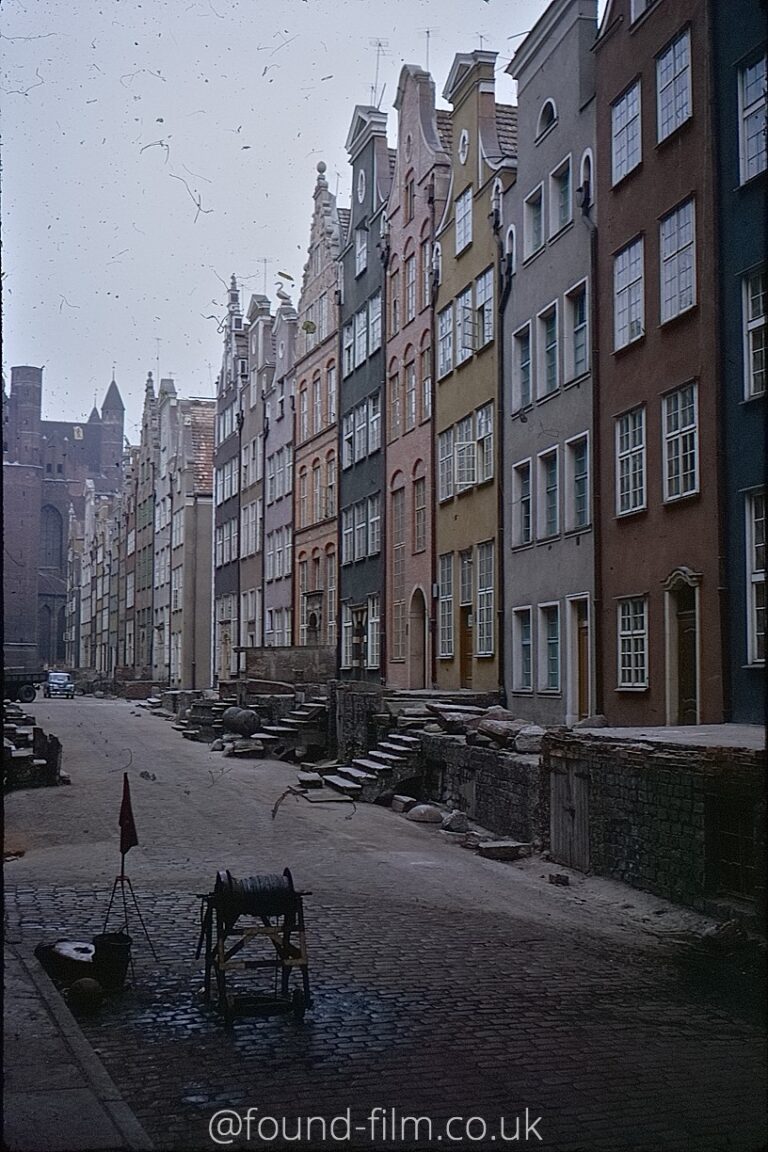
[408,588,427,689]
[663,567,700,725]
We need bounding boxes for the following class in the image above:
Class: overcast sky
[3,0,568,441]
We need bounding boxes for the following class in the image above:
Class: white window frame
[537,447,560,539]
[455,187,473,254]
[614,236,644,349]
[537,302,559,398]
[438,427,454,502]
[660,198,696,323]
[744,270,767,398]
[438,304,454,378]
[739,55,767,184]
[617,597,649,688]
[564,279,589,382]
[368,391,381,451]
[538,602,561,693]
[438,553,454,658]
[341,508,353,565]
[367,493,381,555]
[616,406,646,515]
[512,458,533,548]
[414,477,426,553]
[405,361,417,430]
[354,306,368,368]
[747,491,766,664]
[662,383,698,502]
[342,323,354,377]
[405,255,417,323]
[454,415,476,491]
[327,364,337,423]
[355,226,367,276]
[341,603,353,668]
[354,499,367,560]
[549,155,572,236]
[342,413,354,469]
[656,28,691,142]
[455,286,474,364]
[475,267,493,347]
[565,433,590,532]
[513,323,533,410]
[475,541,494,657]
[368,292,382,352]
[354,401,368,463]
[611,80,642,185]
[512,607,533,692]
[524,184,544,259]
[476,403,494,483]
[367,595,380,668]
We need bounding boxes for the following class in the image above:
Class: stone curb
[10,943,154,1152]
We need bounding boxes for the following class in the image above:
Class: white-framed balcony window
[739,55,767,184]
[368,391,381,452]
[312,463,322,522]
[438,305,453,378]
[454,415,476,491]
[660,198,695,322]
[312,376,322,434]
[617,597,648,688]
[744,270,766,398]
[354,401,368,461]
[524,185,544,258]
[612,81,641,184]
[476,540,494,656]
[513,324,532,410]
[549,156,572,235]
[341,603,353,667]
[342,323,354,376]
[614,237,644,349]
[405,362,417,430]
[565,434,590,532]
[327,364,337,423]
[367,594,381,668]
[512,607,533,691]
[537,303,559,397]
[342,412,354,469]
[455,187,473,253]
[663,383,698,501]
[512,459,532,547]
[438,552,454,657]
[616,406,646,515]
[657,28,691,142]
[747,490,766,664]
[565,280,589,381]
[405,255,416,323]
[537,448,559,539]
[438,427,454,501]
[455,286,474,364]
[368,493,381,555]
[354,499,367,560]
[341,508,353,565]
[538,603,560,692]
[475,268,493,347]
[354,306,368,368]
[355,226,367,275]
[476,403,493,483]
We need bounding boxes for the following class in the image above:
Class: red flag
[119,772,139,857]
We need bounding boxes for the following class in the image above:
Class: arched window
[40,505,63,569]
[505,225,517,273]
[579,149,594,212]
[537,100,557,138]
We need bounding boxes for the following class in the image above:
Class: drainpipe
[236,405,244,680]
[583,188,603,715]
[334,280,344,682]
[428,176,439,690]
[493,185,512,708]
[191,491,198,691]
[378,212,390,684]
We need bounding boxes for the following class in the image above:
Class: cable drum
[214,869,298,928]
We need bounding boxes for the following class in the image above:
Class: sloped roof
[102,378,124,412]
[188,404,215,492]
[436,109,453,154]
[495,104,518,157]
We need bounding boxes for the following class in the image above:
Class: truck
[4,643,47,704]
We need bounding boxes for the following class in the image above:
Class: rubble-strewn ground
[4,698,766,1152]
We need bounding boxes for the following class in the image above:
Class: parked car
[44,672,75,699]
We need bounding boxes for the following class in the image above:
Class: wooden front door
[459,606,473,688]
[676,585,697,724]
[550,763,589,872]
[409,589,426,689]
[576,601,589,720]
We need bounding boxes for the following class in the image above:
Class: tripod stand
[103,854,158,966]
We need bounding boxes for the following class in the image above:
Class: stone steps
[351,757,392,775]
[338,764,378,783]
[366,749,407,766]
[323,774,362,796]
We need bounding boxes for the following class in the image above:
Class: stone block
[441,810,469,832]
[476,839,533,861]
[405,804,444,823]
[515,725,546,753]
[391,794,418,813]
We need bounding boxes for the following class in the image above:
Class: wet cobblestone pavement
[5,883,766,1152]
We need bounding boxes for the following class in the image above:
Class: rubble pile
[3,700,65,791]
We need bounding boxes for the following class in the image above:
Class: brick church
[3,366,125,669]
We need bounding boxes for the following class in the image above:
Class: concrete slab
[578,723,764,750]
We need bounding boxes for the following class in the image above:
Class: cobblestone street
[4,699,766,1152]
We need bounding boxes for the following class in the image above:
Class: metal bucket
[92,931,132,990]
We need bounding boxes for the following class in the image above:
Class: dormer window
[537,100,557,139]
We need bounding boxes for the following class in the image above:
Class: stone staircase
[320,730,423,803]
[248,698,329,760]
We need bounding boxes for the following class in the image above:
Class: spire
[102,376,125,413]
[145,370,155,397]
[88,405,102,424]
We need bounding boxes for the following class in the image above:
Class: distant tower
[11,365,43,466]
[100,375,125,475]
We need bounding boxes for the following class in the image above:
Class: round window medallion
[458,129,469,165]
[357,168,366,203]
